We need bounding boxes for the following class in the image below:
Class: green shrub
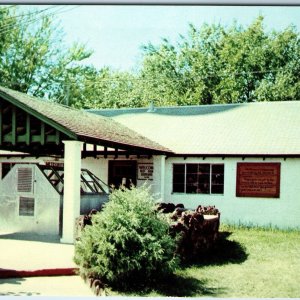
[74,185,179,289]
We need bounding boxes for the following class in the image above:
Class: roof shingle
[0,86,171,154]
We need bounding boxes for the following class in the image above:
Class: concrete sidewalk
[0,232,78,277]
[0,276,95,296]
[0,232,95,296]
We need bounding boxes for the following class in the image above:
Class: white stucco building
[89,102,300,230]
[0,86,299,242]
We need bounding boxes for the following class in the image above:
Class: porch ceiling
[0,86,172,157]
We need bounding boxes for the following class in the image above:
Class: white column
[60,140,83,244]
[153,155,166,201]
[160,155,166,202]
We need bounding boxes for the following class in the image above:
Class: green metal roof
[90,101,300,156]
[0,86,170,154]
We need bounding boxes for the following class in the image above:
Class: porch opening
[108,160,137,189]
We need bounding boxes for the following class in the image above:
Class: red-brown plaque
[236,163,280,198]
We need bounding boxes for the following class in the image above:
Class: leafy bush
[74,185,179,289]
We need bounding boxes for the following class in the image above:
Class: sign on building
[45,161,64,168]
[236,163,281,198]
[138,163,153,180]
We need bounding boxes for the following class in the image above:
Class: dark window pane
[197,183,210,193]
[211,164,224,194]
[173,164,185,193]
[173,173,184,183]
[212,164,224,174]
[173,164,185,174]
[186,165,198,193]
[197,164,210,194]
[186,178,198,193]
[197,176,210,193]
[173,183,185,193]
[186,164,198,174]
[211,184,224,194]
[198,164,210,174]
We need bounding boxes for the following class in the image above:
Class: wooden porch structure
[0,86,171,243]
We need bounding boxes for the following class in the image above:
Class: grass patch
[106,225,300,297]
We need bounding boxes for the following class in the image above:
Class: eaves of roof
[0,86,172,154]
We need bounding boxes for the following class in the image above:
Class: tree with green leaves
[63,67,144,109]
[74,185,179,290]
[75,16,300,109]
[138,16,300,105]
[0,6,92,100]
[1,9,299,108]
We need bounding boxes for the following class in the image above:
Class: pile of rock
[156,203,220,260]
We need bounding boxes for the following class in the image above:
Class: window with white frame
[173,163,224,194]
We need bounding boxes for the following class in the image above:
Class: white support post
[60,140,83,244]
[160,155,166,202]
[153,155,166,201]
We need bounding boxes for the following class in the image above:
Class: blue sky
[22,5,300,71]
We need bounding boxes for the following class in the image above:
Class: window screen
[19,197,34,216]
[17,168,33,193]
